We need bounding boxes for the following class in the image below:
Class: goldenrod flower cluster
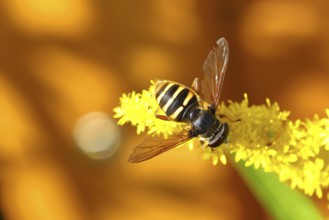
[114,82,329,201]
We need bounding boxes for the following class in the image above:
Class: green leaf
[234,161,323,220]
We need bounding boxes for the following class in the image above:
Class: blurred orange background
[0,0,329,219]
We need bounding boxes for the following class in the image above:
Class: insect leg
[156,115,170,121]
[191,78,202,95]
[155,108,171,121]
[199,139,208,149]
[209,105,216,114]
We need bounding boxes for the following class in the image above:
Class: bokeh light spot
[74,112,120,160]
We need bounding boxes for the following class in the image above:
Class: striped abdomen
[155,81,199,122]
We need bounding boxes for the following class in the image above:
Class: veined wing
[128,132,193,163]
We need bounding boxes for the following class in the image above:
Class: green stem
[234,161,324,220]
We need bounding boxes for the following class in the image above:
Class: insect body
[155,81,229,147]
[129,37,230,163]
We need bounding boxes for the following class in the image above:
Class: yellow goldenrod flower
[113,81,329,202]
[114,82,185,138]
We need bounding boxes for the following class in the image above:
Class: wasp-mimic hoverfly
[129,37,230,163]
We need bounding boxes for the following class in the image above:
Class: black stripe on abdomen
[167,88,199,122]
[155,82,169,98]
[159,84,179,108]
[179,93,198,121]
[165,88,189,116]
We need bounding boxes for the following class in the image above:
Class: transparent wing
[128,132,193,163]
[201,37,229,109]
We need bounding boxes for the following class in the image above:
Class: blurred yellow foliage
[1,0,329,219]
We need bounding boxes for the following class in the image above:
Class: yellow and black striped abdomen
[155,81,199,122]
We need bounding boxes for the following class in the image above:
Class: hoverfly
[129,37,230,163]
